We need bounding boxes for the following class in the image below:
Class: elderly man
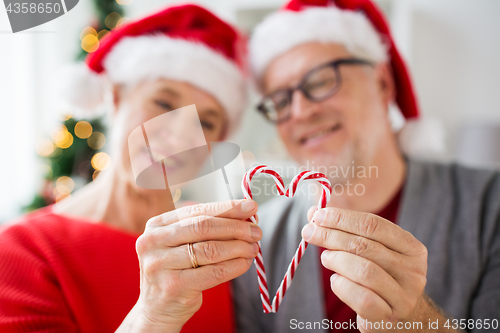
[233,0,500,332]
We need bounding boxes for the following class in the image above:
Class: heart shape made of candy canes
[241,165,332,313]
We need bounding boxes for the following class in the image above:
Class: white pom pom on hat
[53,63,108,118]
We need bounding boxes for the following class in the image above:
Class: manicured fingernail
[241,200,256,212]
[250,225,262,240]
[251,242,259,254]
[313,209,326,224]
[302,223,315,241]
[330,273,338,285]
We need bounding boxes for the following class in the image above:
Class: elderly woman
[0,5,261,333]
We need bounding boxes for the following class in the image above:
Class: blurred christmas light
[105,12,121,29]
[50,125,67,140]
[98,29,109,40]
[36,139,55,157]
[92,170,100,180]
[87,131,106,149]
[61,113,73,121]
[80,26,97,40]
[55,193,70,202]
[53,130,74,149]
[81,34,99,53]
[40,164,53,179]
[75,121,93,139]
[50,148,62,158]
[116,0,133,5]
[56,176,75,194]
[91,152,111,171]
[116,17,128,28]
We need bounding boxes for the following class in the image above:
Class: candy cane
[242,165,332,313]
[242,165,284,313]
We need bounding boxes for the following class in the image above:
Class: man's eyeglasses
[257,58,374,124]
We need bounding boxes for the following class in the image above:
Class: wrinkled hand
[302,207,428,333]
[118,200,261,333]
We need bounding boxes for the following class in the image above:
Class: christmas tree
[25,0,129,211]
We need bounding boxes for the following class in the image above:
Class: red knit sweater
[0,207,235,333]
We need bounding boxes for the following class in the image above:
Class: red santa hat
[59,4,247,136]
[249,0,444,157]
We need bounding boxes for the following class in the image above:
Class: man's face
[262,42,394,179]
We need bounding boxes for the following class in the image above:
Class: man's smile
[299,123,343,146]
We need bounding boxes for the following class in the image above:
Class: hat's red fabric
[284,0,419,119]
[86,4,245,73]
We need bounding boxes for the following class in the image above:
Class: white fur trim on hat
[398,118,446,159]
[250,6,388,81]
[53,63,109,117]
[103,35,247,135]
[55,36,247,137]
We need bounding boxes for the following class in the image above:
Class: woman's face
[111,78,228,191]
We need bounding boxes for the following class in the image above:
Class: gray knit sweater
[233,159,500,332]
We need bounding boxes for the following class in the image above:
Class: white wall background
[1,0,499,221]
[392,0,500,160]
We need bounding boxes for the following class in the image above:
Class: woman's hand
[117,199,261,333]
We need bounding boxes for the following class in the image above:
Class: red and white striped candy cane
[242,165,332,313]
[242,165,285,313]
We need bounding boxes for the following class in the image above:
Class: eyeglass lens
[265,64,339,122]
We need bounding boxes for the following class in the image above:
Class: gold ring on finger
[187,243,200,268]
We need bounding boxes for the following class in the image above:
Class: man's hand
[302,206,455,332]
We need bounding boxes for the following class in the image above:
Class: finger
[303,223,410,279]
[152,216,262,247]
[329,273,393,322]
[321,250,405,312]
[307,205,316,222]
[147,200,258,227]
[165,240,259,269]
[180,257,253,292]
[311,208,422,254]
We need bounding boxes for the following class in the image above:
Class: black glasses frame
[257,58,374,124]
